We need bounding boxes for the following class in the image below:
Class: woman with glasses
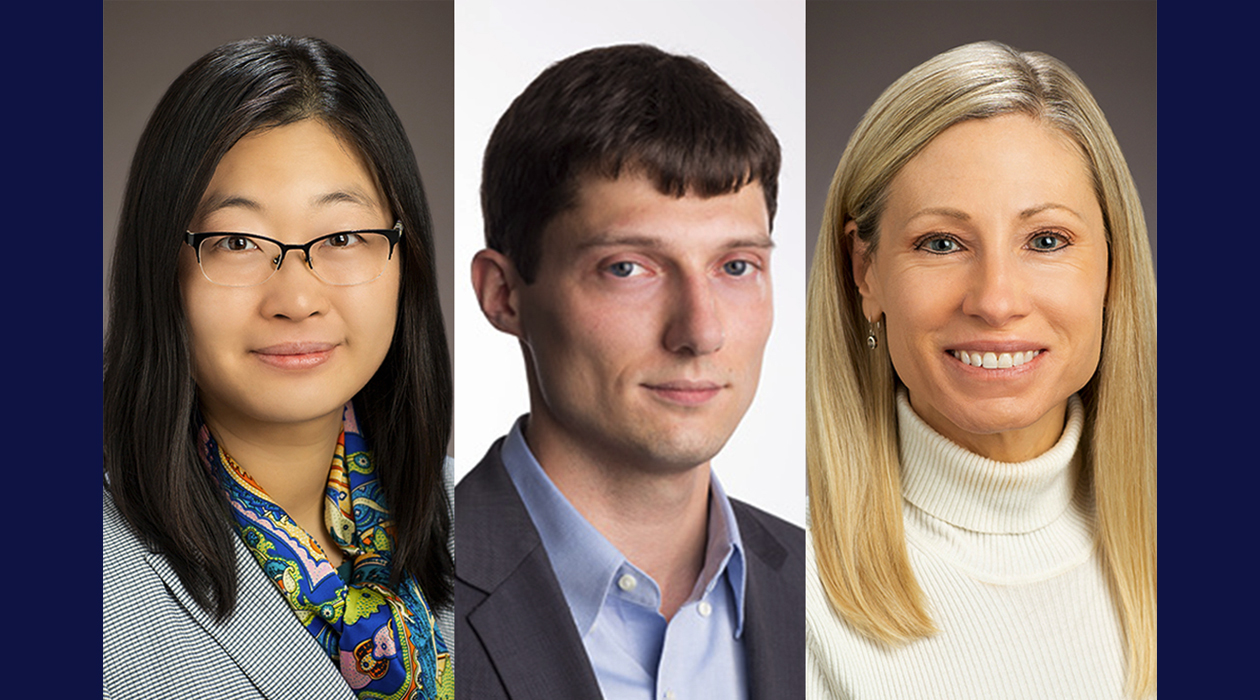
[103,36,453,700]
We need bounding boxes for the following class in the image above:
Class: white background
[452,0,806,527]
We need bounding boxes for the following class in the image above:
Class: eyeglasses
[185,221,403,287]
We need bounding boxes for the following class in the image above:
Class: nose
[961,252,1031,327]
[664,273,725,355]
[259,250,329,320]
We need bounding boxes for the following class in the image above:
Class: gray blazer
[103,461,455,700]
[454,440,806,700]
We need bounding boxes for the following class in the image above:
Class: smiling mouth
[949,349,1042,369]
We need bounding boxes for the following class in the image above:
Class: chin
[245,396,352,426]
[628,427,731,473]
[942,394,1065,440]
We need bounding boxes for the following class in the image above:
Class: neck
[525,422,711,621]
[202,402,345,564]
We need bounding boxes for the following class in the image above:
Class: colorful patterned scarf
[200,403,452,699]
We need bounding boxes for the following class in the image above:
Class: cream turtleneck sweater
[806,392,1134,699]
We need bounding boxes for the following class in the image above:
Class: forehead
[539,173,770,263]
[198,120,386,217]
[886,114,1096,219]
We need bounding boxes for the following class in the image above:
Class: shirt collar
[500,415,747,636]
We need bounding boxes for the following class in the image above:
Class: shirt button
[664,692,676,700]
[618,573,638,592]
[698,601,713,617]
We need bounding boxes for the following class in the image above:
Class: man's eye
[723,260,751,276]
[607,261,641,278]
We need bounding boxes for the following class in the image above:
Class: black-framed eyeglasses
[185,221,403,287]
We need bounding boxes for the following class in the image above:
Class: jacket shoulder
[103,488,157,594]
[102,489,355,700]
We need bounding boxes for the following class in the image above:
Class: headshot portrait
[452,0,805,698]
[102,3,455,699]
[804,3,1156,699]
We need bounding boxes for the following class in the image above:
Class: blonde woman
[806,41,1156,698]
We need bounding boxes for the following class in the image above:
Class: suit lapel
[456,443,604,699]
[144,538,356,699]
[734,503,805,700]
[466,548,604,698]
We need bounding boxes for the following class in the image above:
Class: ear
[847,221,884,322]
[471,248,525,338]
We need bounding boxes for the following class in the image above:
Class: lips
[252,341,338,369]
[643,380,725,406]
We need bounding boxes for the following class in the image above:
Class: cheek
[883,279,951,350]
[1040,252,1108,346]
[184,290,257,388]
[519,284,649,392]
[724,287,773,355]
[179,248,212,338]
[363,304,398,350]
[542,297,628,365]
[518,287,579,371]
[181,296,237,394]
[179,280,229,368]
[879,278,958,395]
[1053,280,1107,374]
[354,278,401,354]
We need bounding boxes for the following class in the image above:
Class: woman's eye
[917,236,960,254]
[325,233,364,248]
[216,236,259,252]
[1029,232,1069,252]
[723,259,752,276]
[607,261,641,278]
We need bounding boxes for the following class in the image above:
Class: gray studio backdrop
[805,0,1156,274]
[102,1,455,357]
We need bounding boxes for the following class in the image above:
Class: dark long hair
[104,35,452,620]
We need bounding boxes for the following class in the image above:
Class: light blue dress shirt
[500,416,749,700]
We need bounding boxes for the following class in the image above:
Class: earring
[866,317,880,350]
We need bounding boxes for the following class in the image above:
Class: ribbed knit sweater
[806,392,1133,699]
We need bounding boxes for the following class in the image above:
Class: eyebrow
[905,203,1085,223]
[1017,202,1085,221]
[194,189,381,220]
[311,189,379,209]
[575,233,775,252]
[195,194,262,218]
[906,206,970,223]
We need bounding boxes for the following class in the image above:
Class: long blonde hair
[807,41,1156,697]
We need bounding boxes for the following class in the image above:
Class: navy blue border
[10,0,1242,696]
[1157,0,1247,692]
[14,2,103,695]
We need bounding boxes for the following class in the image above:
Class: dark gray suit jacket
[454,439,805,699]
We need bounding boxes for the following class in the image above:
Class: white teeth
[951,349,1040,369]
